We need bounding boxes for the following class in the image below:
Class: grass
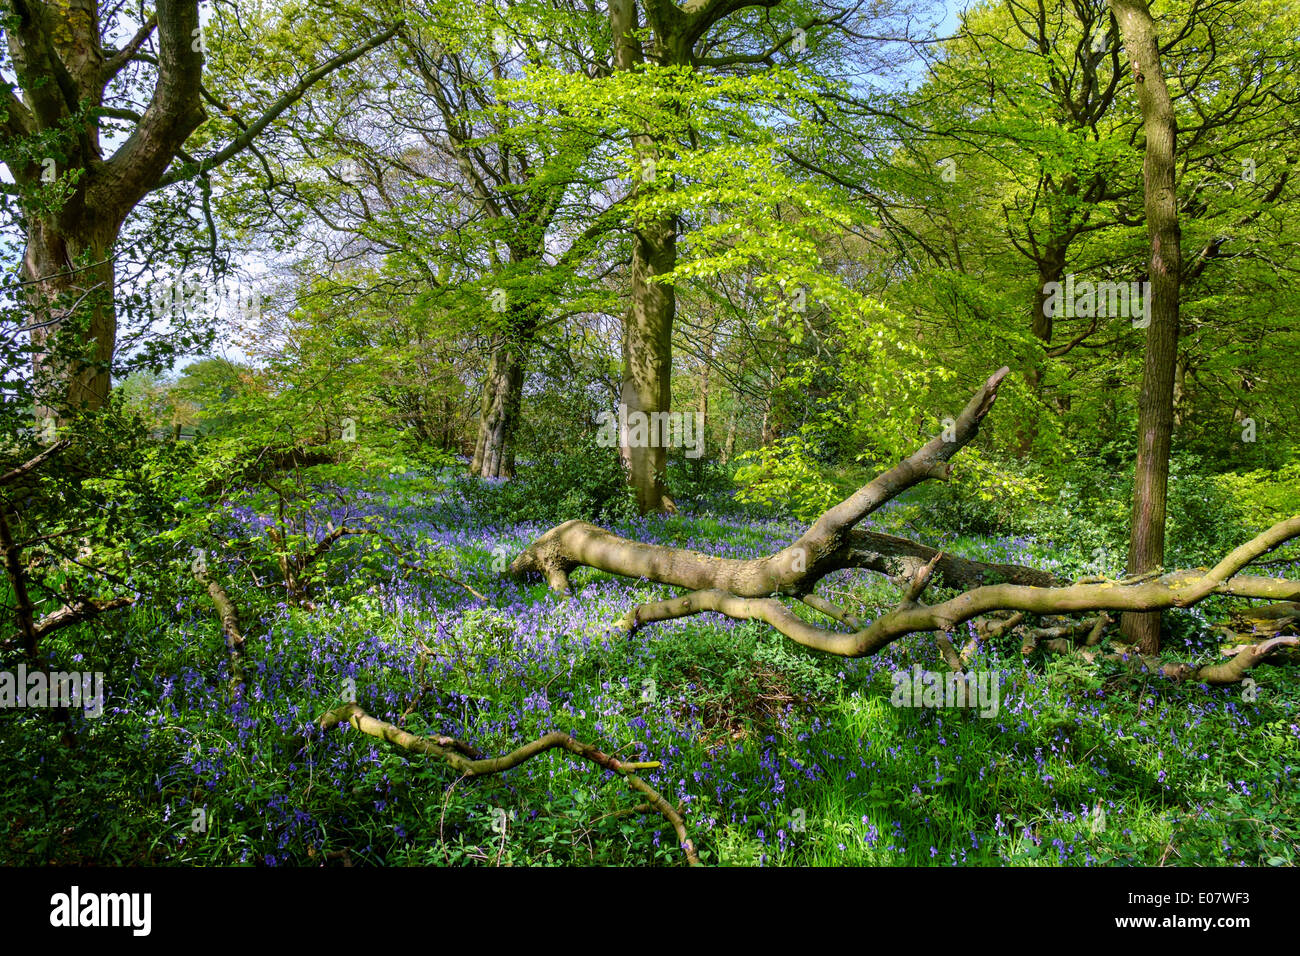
[1,469,1296,866]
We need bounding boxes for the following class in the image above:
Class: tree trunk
[1113,0,1182,655]
[6,2,392,417]
[1031,242,1069,346]
[761,392,778,446]
[1173,354,1187,425]
[8,1,207,417]
[621,213,677,512]
[25,210,120,416]
[1018,244,1069,454]
[722,396,738,465]
[611,0,681,513]
[698,327,712,442]
[471,329,529,479]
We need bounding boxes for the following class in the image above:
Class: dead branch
[511,368,1020,595]
[958,612,1025,666]
[0,440,71,487]
[506,367,1300,686]
[845,529,1061,588]
[612,523,1299,680]
[1160,636,1299,684]
[1,584,134,658]
[194,567,247,692]
[936,633,964,672]
[313,702,699,866]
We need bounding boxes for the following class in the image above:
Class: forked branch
[509,368,1300,685]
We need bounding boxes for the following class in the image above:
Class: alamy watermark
[148,275,261,321]
[50,886,150,936]
[0,665,105,718]
[1042,274,1151,327]
[595,405,704,458]
[891,665,1000,717]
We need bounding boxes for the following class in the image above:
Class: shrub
[455,432,637,525]
[733,433,843,522]
[1214,461,1300,532]
[664,451,737,512]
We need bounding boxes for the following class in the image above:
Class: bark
[0,503,38,653]
[621,211,678,512]
[25,220,120,413]
[697,326,712,442]
[470,328,529,479]
[760,395,775,446]
[1113,0,1182,654]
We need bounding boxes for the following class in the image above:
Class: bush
[892,449,1254,577]
[732,433,843,522]
[889,452,1051,539]
[1018,454,1252,574]
[1214,461,1300,532]
[454,432,637,525]
[1163,456,1253,567]
[664,451,737,512]
[908,473,1044,538]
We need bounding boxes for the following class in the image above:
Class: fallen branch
[611,526,1299,681]
[313,702,699,866]
[959,612,1024,666]
[1160,636,1299,684]
[508,368,1300,685]
[511,368,1020,595]
[0,440,71,488]
[194,567,247,692]
[1020,615,1110,656]
[1,593,134,656]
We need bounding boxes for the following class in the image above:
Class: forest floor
[4,470,1297,866]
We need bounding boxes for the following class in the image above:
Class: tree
[208,1,618,477]
[604,0,901,513]
[0,0,396,417]
[1112,0,1181,654]
[395,4,612,478]
[870,0,1300,466]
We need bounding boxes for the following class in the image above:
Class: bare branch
[313,702,699,865]
[193,566,246,691]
